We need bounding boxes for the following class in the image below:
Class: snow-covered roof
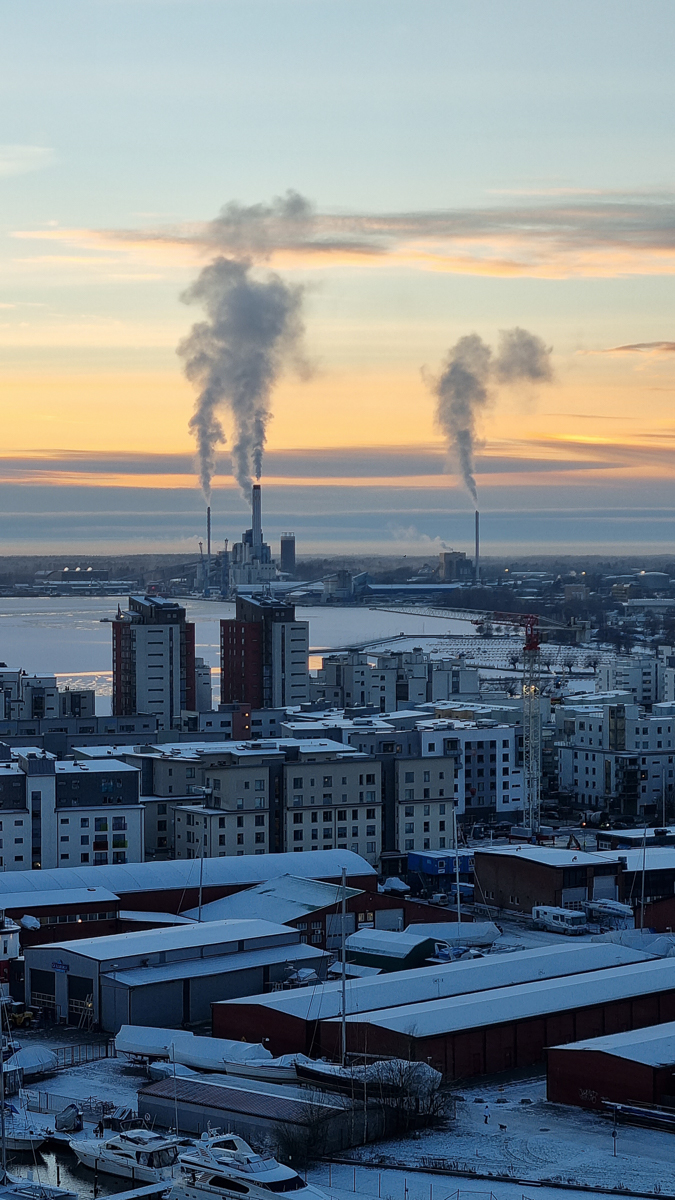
[597,847,675,871]
[345,928,434,957]
[0,848,375,900]
[182,873,362,922]
[0,887,119,911]
[46,917,294,961]
[119,910,196,925]
[103,941,326,986]
[552,1020,675,1067]
[332,958,675,1038]
[216,941,651,1021]
[476,846,619,867]
[55,760,138,775]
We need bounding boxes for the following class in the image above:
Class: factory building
[279,532,296,575]
[220,595,309,710]
[215,942,651,1056]
[24,917,328,1032]
[224,485,276,590]
[547,1021,675,1110]
[322,958,675,1079]
[112,597,211,730]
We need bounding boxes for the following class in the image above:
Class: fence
[26,1089,120,1122]
[53,1040,116,1069]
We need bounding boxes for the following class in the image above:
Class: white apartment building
[416,720,524,819]
[597,656,659,706]
[556,699,675,815]
[0,748,143,871]
[0,670,95,721]
[311,651,480,712]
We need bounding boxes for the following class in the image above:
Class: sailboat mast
[340,867,347,1067]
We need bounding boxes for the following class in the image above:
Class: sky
[1,0,675,558]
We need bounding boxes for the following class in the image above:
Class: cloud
[598,341,675,355]
[0,145,55,178]
[13,189,675,280]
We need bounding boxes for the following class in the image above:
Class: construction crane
[371,603,576,834]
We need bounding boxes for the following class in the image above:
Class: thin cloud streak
[13,189,675,279]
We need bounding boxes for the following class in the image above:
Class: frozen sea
[0,597,477,712]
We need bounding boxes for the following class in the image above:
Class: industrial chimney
[206,505,212,595]
[251,484,263,548]
[474,510,480,584]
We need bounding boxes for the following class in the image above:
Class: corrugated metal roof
[139,1076,340,1122]
[0,849,374,900]
[477,847,618,867]
[552,1019,675,1066]
[1,887,119,910]
[44,918,294,961]
[182,873,362,923]
[330,958,675,1039]
[216,942,653,1022]
[102,942,327,986]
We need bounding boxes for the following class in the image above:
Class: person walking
[484,1104,490,1125]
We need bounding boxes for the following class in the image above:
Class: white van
[531,905,588,935]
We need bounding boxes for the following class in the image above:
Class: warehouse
[137,1073,364,1153]
[25,918,327,1032]
[345,928,436,972]
[214,942,652,1056]
[183,873,441,950]
[547,1021,675,1110]
[319,958,675,1079]
[474,847,622,914]
[0,849,375,916]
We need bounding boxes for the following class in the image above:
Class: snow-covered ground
[340,1075,675,1196]
[25,1054,147,1110]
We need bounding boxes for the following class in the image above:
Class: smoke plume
[431,327,553,502]
[178,192,310,500]
[494,326,553,384]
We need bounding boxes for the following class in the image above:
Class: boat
[70,1129,195,1182]
[177,1135,324,1199]
[0,1103,50,1153]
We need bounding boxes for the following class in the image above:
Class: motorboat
[70,1129,194,1182]
[178,1134,321,1197]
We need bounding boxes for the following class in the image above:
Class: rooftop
[476,847,619,867]
[0,887,119,911]
[216,941,652,1022]
[552,1020,675,1067]
[0,849,375,900]
[182,873,363,923]
[331,958,675,1038]
[44,917,294,962]
[103,941,326,986]
[598,848,675,871]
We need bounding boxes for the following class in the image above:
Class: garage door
[30,968,56,1014]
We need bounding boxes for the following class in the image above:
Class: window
[255,832,265,843]
[405,771,414,783]
[423,770,430,783]
[404,805,414,817]
[294,830,303,842]
[293,778,303,789]
[404,838,414,850]
[323,810,333,822]
[423,804,430,816]
[254,814,265,827]
[293,812,303,824]
[404,789,414,801]
[337,809,346,821]
[323,775,333,787]
[404,822,414,834]
[255,779,265,791]
[366,774,375,785]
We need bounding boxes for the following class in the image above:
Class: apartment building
[283,751,381,864]
[0,746,143,871]
[417,720,524,822]
[220,595,309,709]
[556,699,675,815]
[396,755,460,852]
[0,670,95,721]
[311,650,480,712]
[113,596,210,730]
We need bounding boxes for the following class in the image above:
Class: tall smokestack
[252,484,263,548]
[206,505,212,595]
[474,510,480,585]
